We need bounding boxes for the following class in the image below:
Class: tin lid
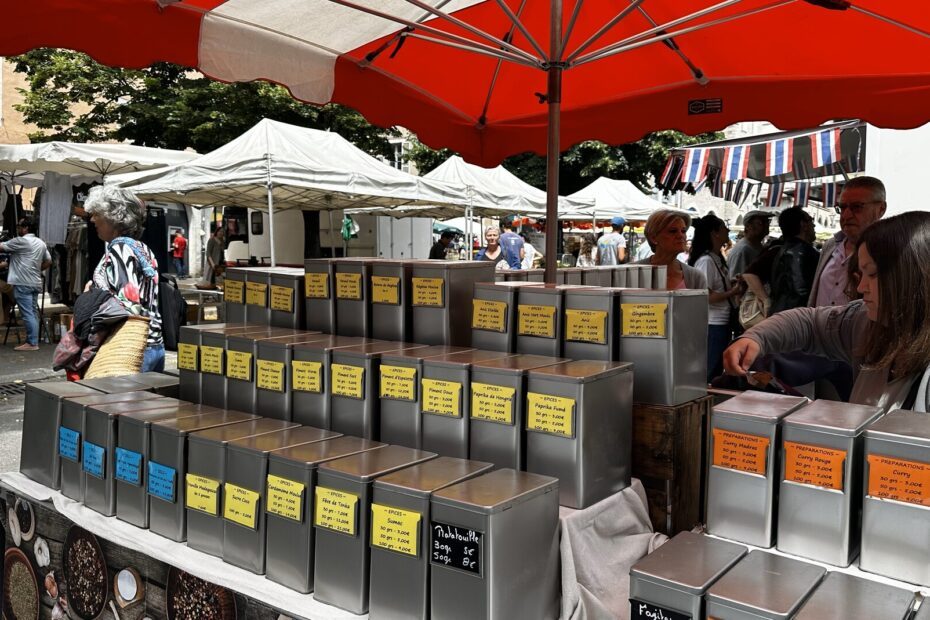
[119,404,204,427]
[381,346,476,364]
[470,354,568,376]
[865,409,930,446]
[227,328,307,345]
[304,258,336,266]
[713,391,809,422]
[425,350,515,369]
[86,397,178,418]
[188,418,300,445]
[783,400,883,437]
[257,332,328,349]
[291,336,374,354]
[151,410,258,435]
[75,376,151,394]
[519,284,594,295]
[64,391,165,408]
[528,360,633,384]
[269,271,305,282]
[412,261,495,271]
[619,288,707,298]
[371,259,413,269]
[179,322,235,333]
[269,436,386,468]
[26,381,101,399]
[334,341,430,359]
[565,287,622,298]
[201,326,284,337]
[705,550,826,618]
[629,532,747,596]
[794,572,915,620]
[318,445,437,482]
[374,457,494,499]
[227,426,341,455]
[431,468,558,514]
[119,372,180,391]
[474,281,541,291]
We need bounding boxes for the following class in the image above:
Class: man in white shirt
[595,217,627,265]
[727,210,773,277]
[0,217,51,350]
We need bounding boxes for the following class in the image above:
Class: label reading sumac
[630,600,691,620]
[430,521,482,576]
[371,504,421,556]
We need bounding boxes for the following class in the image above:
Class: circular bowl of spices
[166,567,236,620]
[63,526,108,619]
[3,547,40,620]
[15,499,35,543]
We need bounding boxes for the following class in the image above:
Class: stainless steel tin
[777,400,883,566]
[224,267,248,323]
[469,354,566,470]
[222,426,341,574]
[581,266,614,287]
[186,418,300,557]
[525,268,545,282]
[119,372,180,397]
[313,445,438,614]
[304,258,336,334]
[503,270,527,282]
[795,572,915,620]
[370,260,413,342]
[177,323,253,403]
[515,284,591,357]
[329,341,429,439]
[254,332,331,421]
[369,457,494,620]
[618,288,709,405]
[410,261,496,346]
[21,381,101,489]
[611,265,629,288]
[652,265,668,289]
[148,409,258,542]
[245,268,272,325]
[265,436,387,593]
[629,532,747,620]
[289,336,372,428]
[75,375,151,394]
[471,282,541,353]
[199,326,290,409]
[334,259,374,337]
[562,287,621,361]
[429,469,560,620]
[706,391,809,547]
[525,360,634,508]
[225,329,312,414]
[267,268,306,329]
[705,550,826,620]
[379,346,476,449]
[861,409,930,586]
[561,267,583,285]
[637,265,655,290]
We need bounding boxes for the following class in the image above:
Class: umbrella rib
[404,32,540,68]
[563,0,645,64]
[635,4,709,84]
[492,0,548,61]
[851,5,930,40]
[559,0,586,59]
[479,0,532,124]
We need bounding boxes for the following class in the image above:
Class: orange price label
[712,428,769,475]
[867,454,930,507]
[783,441,846,491]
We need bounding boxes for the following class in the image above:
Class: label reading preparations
[412,277,445,307]
[331,363,365,399]
[256,359,285,392]
[422,378,462,417]
[472,299,508,333]
[565,309,608,344]
[200,346,224,375]
[305,272,329,299]
[59,427,80,462]
[292,360,323,393]
[783,441,847,491]
[335,272,363,300]
[380,365,418,401]
[266,475,305,522]
[246,281,268,307]
[270,285,295,312]
[430,521,482,576]
[314,487,359,536]
[471,383,516,425]
[186,474,221,515]
[621,303,668,338]
[225,279,245,304]
[867,454,930,507]
[82,441,106,479]
[371,504,421,557]
[224,483,260,529]
[147,461,177,503]
[372,276,400,305]
[517,304,557,338]
[114,448,143,486]
[226,350,253,382]
[526,393,575,437]
[177,343,198,371]
[630,601,691,620]
[712,428,770,476]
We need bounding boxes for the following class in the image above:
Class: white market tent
[563,177,662,222]
[114,118,475,264]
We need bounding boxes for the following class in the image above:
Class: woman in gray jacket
[724,211,930,412]
[635,209,707,289]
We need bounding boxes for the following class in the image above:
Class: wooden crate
[632,396,712,536]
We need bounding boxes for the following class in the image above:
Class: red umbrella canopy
[5,0,930,166]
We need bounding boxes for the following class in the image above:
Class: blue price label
[82,441,106,479]
[59,427,80,462]
[115,448,143,486]
[148,461,177,503]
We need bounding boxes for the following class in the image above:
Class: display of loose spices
[4,550,39,620]
[15,499,34,542]
[168,569,234,620]
[65,534,107,618]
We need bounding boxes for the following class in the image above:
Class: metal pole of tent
[265,153,277,266]
[328,210,338,258]
[543,0,563,283]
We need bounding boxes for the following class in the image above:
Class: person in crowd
[520,233,538,269]
[0,217,51,351]
[205,224,225,287]
[576,233,597,267]
[0,245,14,326]
[83,186,164,371]
[810,176,886,307]
[595,216,627,265]
[499,216,525,269]
[429,230,455,260]
[689,214,741,382]
[725,211,930,412]
[476,226,506,266]
[634,235,654,261]
[742,208,818,316]
[634,209,707,290]
[171,228,188,278]
[727,211,773,277]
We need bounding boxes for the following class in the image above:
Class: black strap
[903,374,923,411]
[707,252,738,310]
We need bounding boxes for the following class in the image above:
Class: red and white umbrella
[6,0,930,277]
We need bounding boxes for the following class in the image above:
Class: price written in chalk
[430,521,482,576]
[630,600,691,620]
[517,304,556,338]
[712,428,770,475]
[270,285,294,312]
[314,486,359,536]
[292,360,323,393]
[472,299,508,332]
[526,392,575,437]
[305,273,329,299]
[621,303,668,338]
[867,454,930,507]
[371,504,421,556]
[246,281,268,306]
[783,441,846,491]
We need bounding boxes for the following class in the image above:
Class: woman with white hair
[84,185,164,371]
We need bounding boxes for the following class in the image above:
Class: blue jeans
[142,344,166,372]
[13,285,40,346]
[173,257,186,278]
[707,323,733,383]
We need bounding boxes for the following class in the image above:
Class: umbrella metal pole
[265,152,277,266]
[544,0,563,283]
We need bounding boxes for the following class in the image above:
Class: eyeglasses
[834,200,881,215]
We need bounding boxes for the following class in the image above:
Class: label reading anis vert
[517,304,556,338]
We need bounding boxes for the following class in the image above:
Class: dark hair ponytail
[687,214,726,266]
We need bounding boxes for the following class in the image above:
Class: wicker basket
[84,315,150,379]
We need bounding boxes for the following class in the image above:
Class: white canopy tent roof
[562,177,662,221]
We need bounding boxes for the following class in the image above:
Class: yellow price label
[314,486,359,536]
[380,365,417,401]
[200,346,224,375]
[332,363,365,399]
[335,272,363,300]
[472,299,508,332]
[226,350,253,381]
[178,343,198,371]
[372,276,400,305]
[223,482,260,529]
[185,474,220,515]
[225,279,244,304]
[256,359,285,392]
[565,309,608,344]
[371,504,421,556]
[526,392,576,438]
[517,304,557,338]
[412,277,444,307]
[305,272,329,299]
[422,378,462,417]
[267,475,305,522]
[246,281,268,306]
[621,303,668,338]
[270,285,294,312]
[471,382,516,424]
[292,360,323,393]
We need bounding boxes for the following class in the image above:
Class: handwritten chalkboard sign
[630,600,691,620]
[430,520,482,576]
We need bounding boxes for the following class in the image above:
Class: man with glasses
[809,176,887,307]
[0,217,51,351]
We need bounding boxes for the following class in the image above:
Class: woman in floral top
[84,186,164,372]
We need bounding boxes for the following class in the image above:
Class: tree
[11,49,397,157]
